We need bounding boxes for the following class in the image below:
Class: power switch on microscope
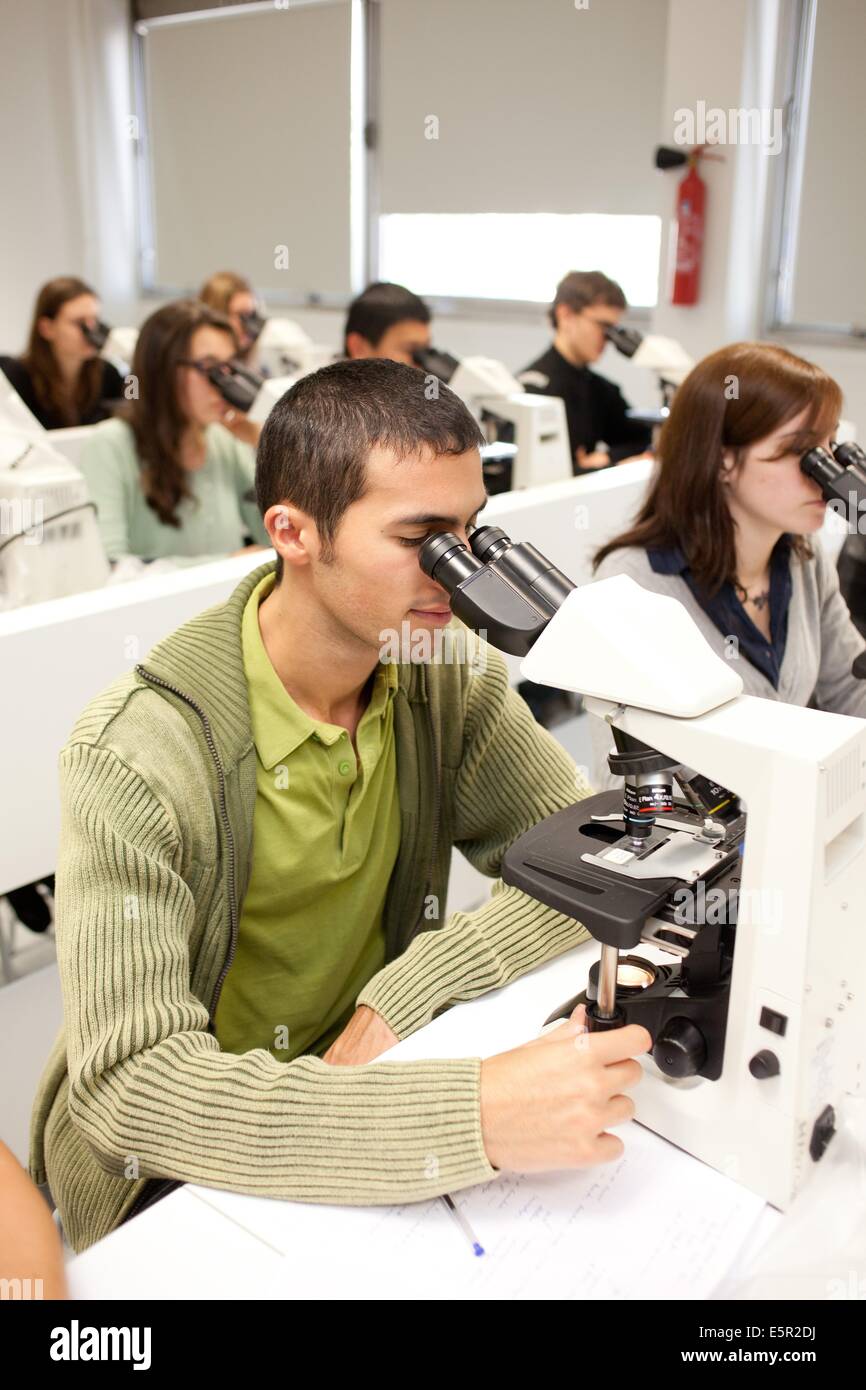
[759,1006,788,1036]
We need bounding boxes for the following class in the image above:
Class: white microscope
[419,524,865,1212]
[412,346,572,490]
[0,432,109,608]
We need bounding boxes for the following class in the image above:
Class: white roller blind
[789,0,866,329]
[378,0,669,216]
[141,1,351,295]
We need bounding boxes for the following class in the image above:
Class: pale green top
[78,416,270,563]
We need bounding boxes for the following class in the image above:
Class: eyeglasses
[177,357,231,376]
[581,313,620,329]
[179,358,223,375]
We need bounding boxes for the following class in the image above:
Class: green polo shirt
[214,571,401,1061]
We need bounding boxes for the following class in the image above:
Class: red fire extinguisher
[656,144,722,307]
[672,151,705,305]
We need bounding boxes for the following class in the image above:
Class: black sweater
[519,344,651,471]
[0,355,124,430]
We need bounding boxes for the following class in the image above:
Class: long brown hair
[594,342,843,596]
[21,276,104,424]
[123,299,236,527]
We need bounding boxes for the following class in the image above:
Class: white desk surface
[67,941,797,1301]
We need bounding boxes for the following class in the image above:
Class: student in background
[0,276,124,430]
[519,270,651,472]
[79,299,269,565]
[588,342,866,786]
[0,1139,67,1299]
[343,282,432,365]
[199,269,262,365]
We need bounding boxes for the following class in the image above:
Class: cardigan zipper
[420,692,441,940]
[134,665,239,1020]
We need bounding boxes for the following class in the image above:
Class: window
[134,0,355,302]
[379,213,661,307]
[769,0,866,337]
[373,0,669,313]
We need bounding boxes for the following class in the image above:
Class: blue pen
[441,1193,485,1256]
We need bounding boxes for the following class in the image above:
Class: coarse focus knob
[652,1016,707,1078]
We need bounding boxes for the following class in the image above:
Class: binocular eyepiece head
[418,525,577,655]
[603,324,643,358]
[237,309,266,344]
[800,439,866,487]
[81,320,111,351]
[204,359,264,412]
[419,525,512,590]
[411,345,461,384]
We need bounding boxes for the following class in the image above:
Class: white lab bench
[65,939,835,1303]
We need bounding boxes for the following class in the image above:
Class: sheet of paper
[191,1119,767,1300]
[68,944,772,1299]
[183,946,770,1299]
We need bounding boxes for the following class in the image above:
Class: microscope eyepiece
[800,445,843,488]
[411,346,461,384]
[468,525,513,565]
[203,358,264,412]
[603,324,643,358]
[417,526,565,655]
[833,440,866,474]
[81,320,111,351]
[238,309,266,343]
[418,531,483,591]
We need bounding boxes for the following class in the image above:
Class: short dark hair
[549,270,627,328]
[343,281,431,355]
[255,357,484,579]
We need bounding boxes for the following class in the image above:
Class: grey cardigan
[588,543,866,790]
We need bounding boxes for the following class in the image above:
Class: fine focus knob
[749,1049,780,1080]
[652,1017,707,1078]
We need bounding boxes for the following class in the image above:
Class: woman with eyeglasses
[0,276,125,430]
[587,342,866,786]
[78,299,269,564]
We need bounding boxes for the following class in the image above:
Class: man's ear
[264,504,312,568]
[345,331,373,360]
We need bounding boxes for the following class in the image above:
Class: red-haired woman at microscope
[588,342,866,783]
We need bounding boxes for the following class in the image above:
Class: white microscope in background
[418,521,865,1212]
[412,346,572,491]
[601,323,695,445]
[0,432,109,609]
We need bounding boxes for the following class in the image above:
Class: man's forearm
[357,881,589,1039]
